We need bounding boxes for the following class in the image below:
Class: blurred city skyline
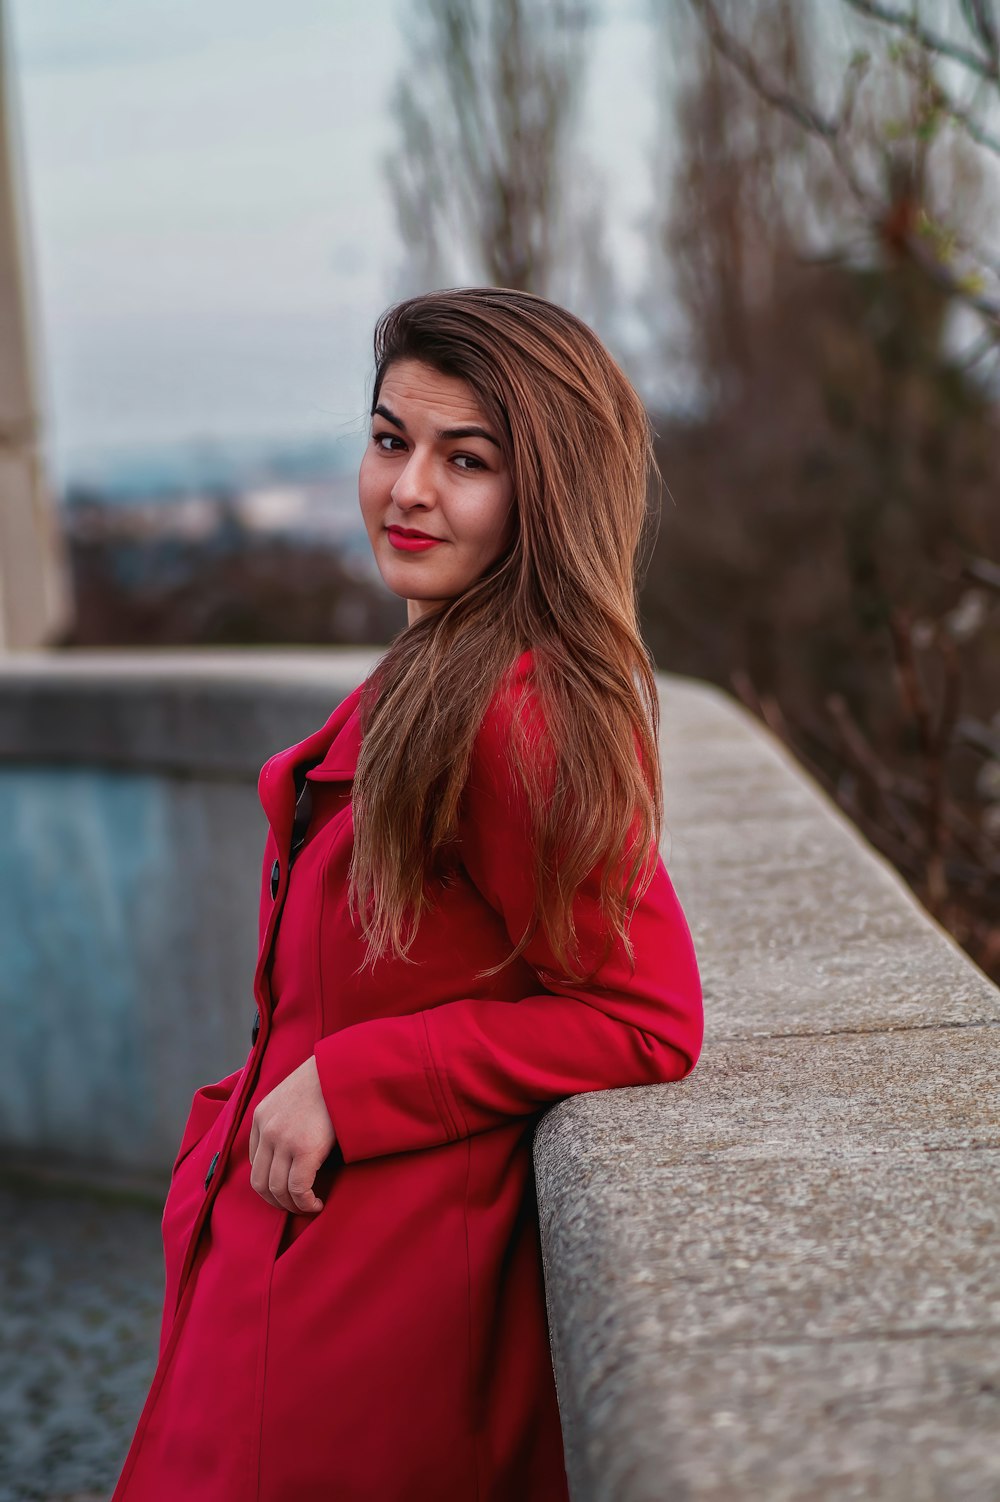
[9,0,663,489]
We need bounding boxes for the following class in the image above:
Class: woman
[110,286,704,1502]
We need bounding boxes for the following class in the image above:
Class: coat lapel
[305,688,365,784]
[257,681,365,855]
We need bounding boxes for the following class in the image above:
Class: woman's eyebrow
[373,402,501,450]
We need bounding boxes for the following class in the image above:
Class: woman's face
[359,357,516,627]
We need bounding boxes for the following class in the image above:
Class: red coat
[110,647,703,1502]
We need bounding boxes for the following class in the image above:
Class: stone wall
[0,649,375,1178]
[535,673,1000,1500]
[1,649,997,1498]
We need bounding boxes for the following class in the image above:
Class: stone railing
[1,649,997,1498]
[536,673,1000,1501]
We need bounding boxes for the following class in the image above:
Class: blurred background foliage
[28,0,1000,978]
[643,0,1000,980]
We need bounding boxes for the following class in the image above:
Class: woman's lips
[386,527,446,552]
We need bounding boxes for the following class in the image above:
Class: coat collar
[256,648,532,852]
[257,680,365,850]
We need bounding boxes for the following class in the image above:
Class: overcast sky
[7,0,663,483]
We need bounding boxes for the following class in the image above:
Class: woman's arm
[312,677,704,1164]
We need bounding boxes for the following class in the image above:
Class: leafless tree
[641,0,1000,979]
[383,0,616,331]
[674,0,1000,376]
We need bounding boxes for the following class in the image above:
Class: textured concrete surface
[535,677,1000,1501]
[0,1184,162,1502]
[0,648,379,775]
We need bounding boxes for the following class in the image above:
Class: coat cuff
[312,1013,461,1163]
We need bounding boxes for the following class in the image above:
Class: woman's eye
[369,432,486,465]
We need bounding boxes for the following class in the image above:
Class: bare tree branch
[917,66,1000,155]
[688,0,882,213]
[684,0,1000,333]
[960,0,1000,67]
[843,0,1000,82]
[383,0,616,329]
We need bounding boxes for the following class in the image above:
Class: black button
[251,1008,260,1045]
[205,1150,220,1190]
[270,857,280,899]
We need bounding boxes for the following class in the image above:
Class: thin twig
[843,0,1000,83]
[685,0,1000,330]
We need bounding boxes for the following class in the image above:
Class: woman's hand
[249,1056,336,1214]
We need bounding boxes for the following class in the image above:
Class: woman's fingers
[250,1138,324,1215]
[266,1150,298,1213]
[247,1058,334,1213]
[287,1157,324,1215]
[249,1137,275,1204]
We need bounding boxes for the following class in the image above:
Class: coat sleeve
[312,671,704,1164]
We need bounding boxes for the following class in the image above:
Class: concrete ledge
[2,649,997,1498]
[535,677,1000,1501]
[0,647,379,775]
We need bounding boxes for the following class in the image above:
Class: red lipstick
[386,526,446,552]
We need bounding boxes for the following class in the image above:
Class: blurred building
[0,0,72,649]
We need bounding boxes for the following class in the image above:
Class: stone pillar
[0,0,73,650]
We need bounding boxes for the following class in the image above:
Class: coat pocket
[169,1065,245,1178]
[158,1066,245,1356]
[272,1147,343,1260]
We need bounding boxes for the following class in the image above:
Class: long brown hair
[349,286,665,983]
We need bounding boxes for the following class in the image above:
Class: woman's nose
[391,448,437,507]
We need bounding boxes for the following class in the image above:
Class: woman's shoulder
[471,647,552,795]
[479,646,541,732]
[511,646,534,679]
